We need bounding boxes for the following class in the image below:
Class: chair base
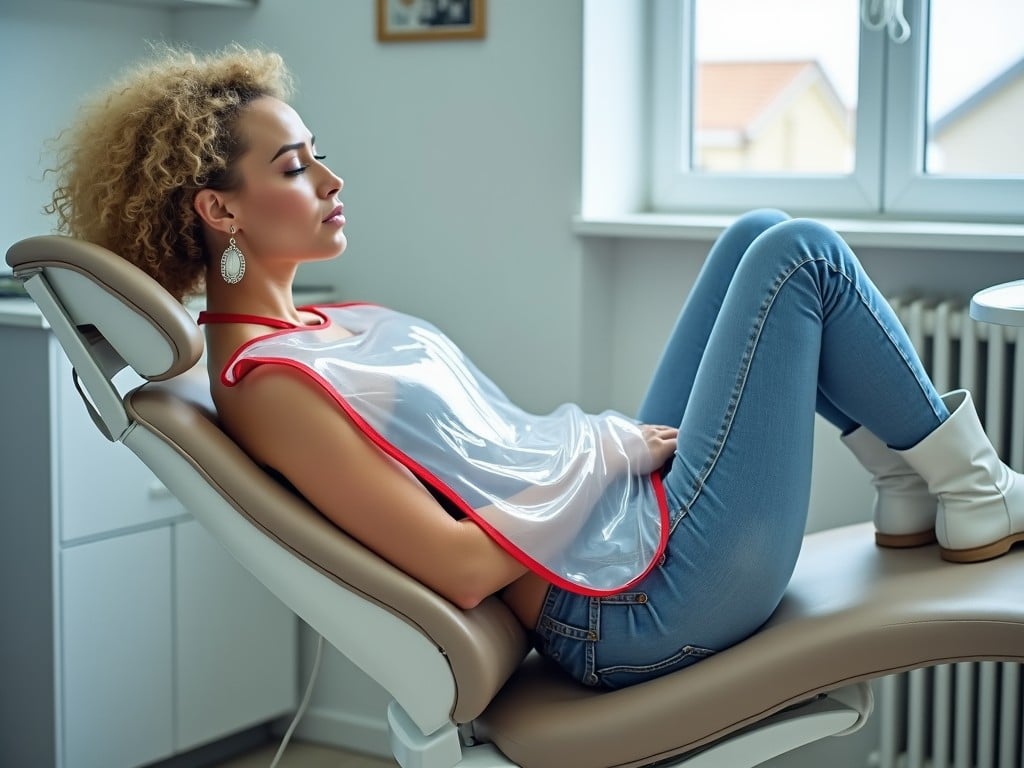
[387,682,873,768]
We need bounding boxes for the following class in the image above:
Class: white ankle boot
[841,426,936,548]
[896,389,1024,562]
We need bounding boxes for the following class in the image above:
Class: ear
[193,188,236,234]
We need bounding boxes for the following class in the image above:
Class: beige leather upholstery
[7,235,201,380]
[8,234,1024,768]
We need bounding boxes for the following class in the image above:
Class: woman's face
[225,97,346,269]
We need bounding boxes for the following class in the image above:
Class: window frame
[648,0,1024,223]
[882,0,1024,221]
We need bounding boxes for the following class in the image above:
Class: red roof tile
[697,60,816,131]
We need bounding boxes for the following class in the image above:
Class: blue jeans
[533,210,949,690]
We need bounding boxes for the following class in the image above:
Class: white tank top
[212,304,668,596]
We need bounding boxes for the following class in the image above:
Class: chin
[322,240,346,261]
[333,234,348,257]
[315,234,347,261]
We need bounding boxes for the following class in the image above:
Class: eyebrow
[270,135,315,162]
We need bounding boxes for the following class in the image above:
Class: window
[649,0,1024,222]
[692,1,859,176]
[925,1,1024,176]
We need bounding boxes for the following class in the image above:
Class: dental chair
[7,234,1024,768]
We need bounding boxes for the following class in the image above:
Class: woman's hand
[600,421,678,476]
[636,424,678,474]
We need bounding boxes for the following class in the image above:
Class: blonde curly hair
[47,44,293,301]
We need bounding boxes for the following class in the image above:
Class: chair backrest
[5,235,529,727]
[7,236,203,440]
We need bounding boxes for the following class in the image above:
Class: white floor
[216,740,397,768]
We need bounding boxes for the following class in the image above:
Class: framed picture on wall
[377,0,486,42]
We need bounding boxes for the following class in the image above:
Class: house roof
[697,60,826,132]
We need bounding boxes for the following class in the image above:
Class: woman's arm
[215,365,528,610]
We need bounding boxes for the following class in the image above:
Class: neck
[203,266,306,325]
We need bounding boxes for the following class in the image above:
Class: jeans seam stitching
[683,254,819,510]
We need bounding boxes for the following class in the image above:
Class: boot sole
[940,532,1024,563]
[876,529,937,548]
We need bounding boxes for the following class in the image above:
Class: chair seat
[474,525,1024,768]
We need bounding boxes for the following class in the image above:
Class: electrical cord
[268,632,325,768]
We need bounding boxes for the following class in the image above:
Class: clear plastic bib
[221,304,668,595]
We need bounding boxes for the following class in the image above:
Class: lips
[323,204,344,224]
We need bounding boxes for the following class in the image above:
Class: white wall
[0,0,173,255]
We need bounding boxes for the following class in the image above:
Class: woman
[47,45,1024,690]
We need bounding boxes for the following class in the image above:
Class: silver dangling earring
[220,226,246,285]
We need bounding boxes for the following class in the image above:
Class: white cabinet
[0,318,297,767]
[175,519,297,751]
[61,529,175,768]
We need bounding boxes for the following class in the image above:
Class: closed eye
[284,166,308,177]
[284,154,328,177]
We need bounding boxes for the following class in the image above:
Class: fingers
[629,423,678,474]
[641,423,678,437]
[640,424,677,456]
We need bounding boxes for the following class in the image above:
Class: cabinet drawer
[56,351,183,540]
[61,528,174,768]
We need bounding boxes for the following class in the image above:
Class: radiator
[873,297,1024,768]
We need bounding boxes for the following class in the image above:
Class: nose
[321,167,343,199]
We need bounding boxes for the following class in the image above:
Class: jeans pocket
[595,643,717,690]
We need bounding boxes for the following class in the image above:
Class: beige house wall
[698,80,851,173]
[932,76,1024,174]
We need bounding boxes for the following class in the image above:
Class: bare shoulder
[213,363,344,457]
[211,362,405,494]
[210,360,433,539]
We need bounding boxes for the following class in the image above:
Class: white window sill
[573,213,1024,253]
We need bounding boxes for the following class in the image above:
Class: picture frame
[377,0,486,42]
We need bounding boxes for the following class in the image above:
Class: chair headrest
[6,235,203,380]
